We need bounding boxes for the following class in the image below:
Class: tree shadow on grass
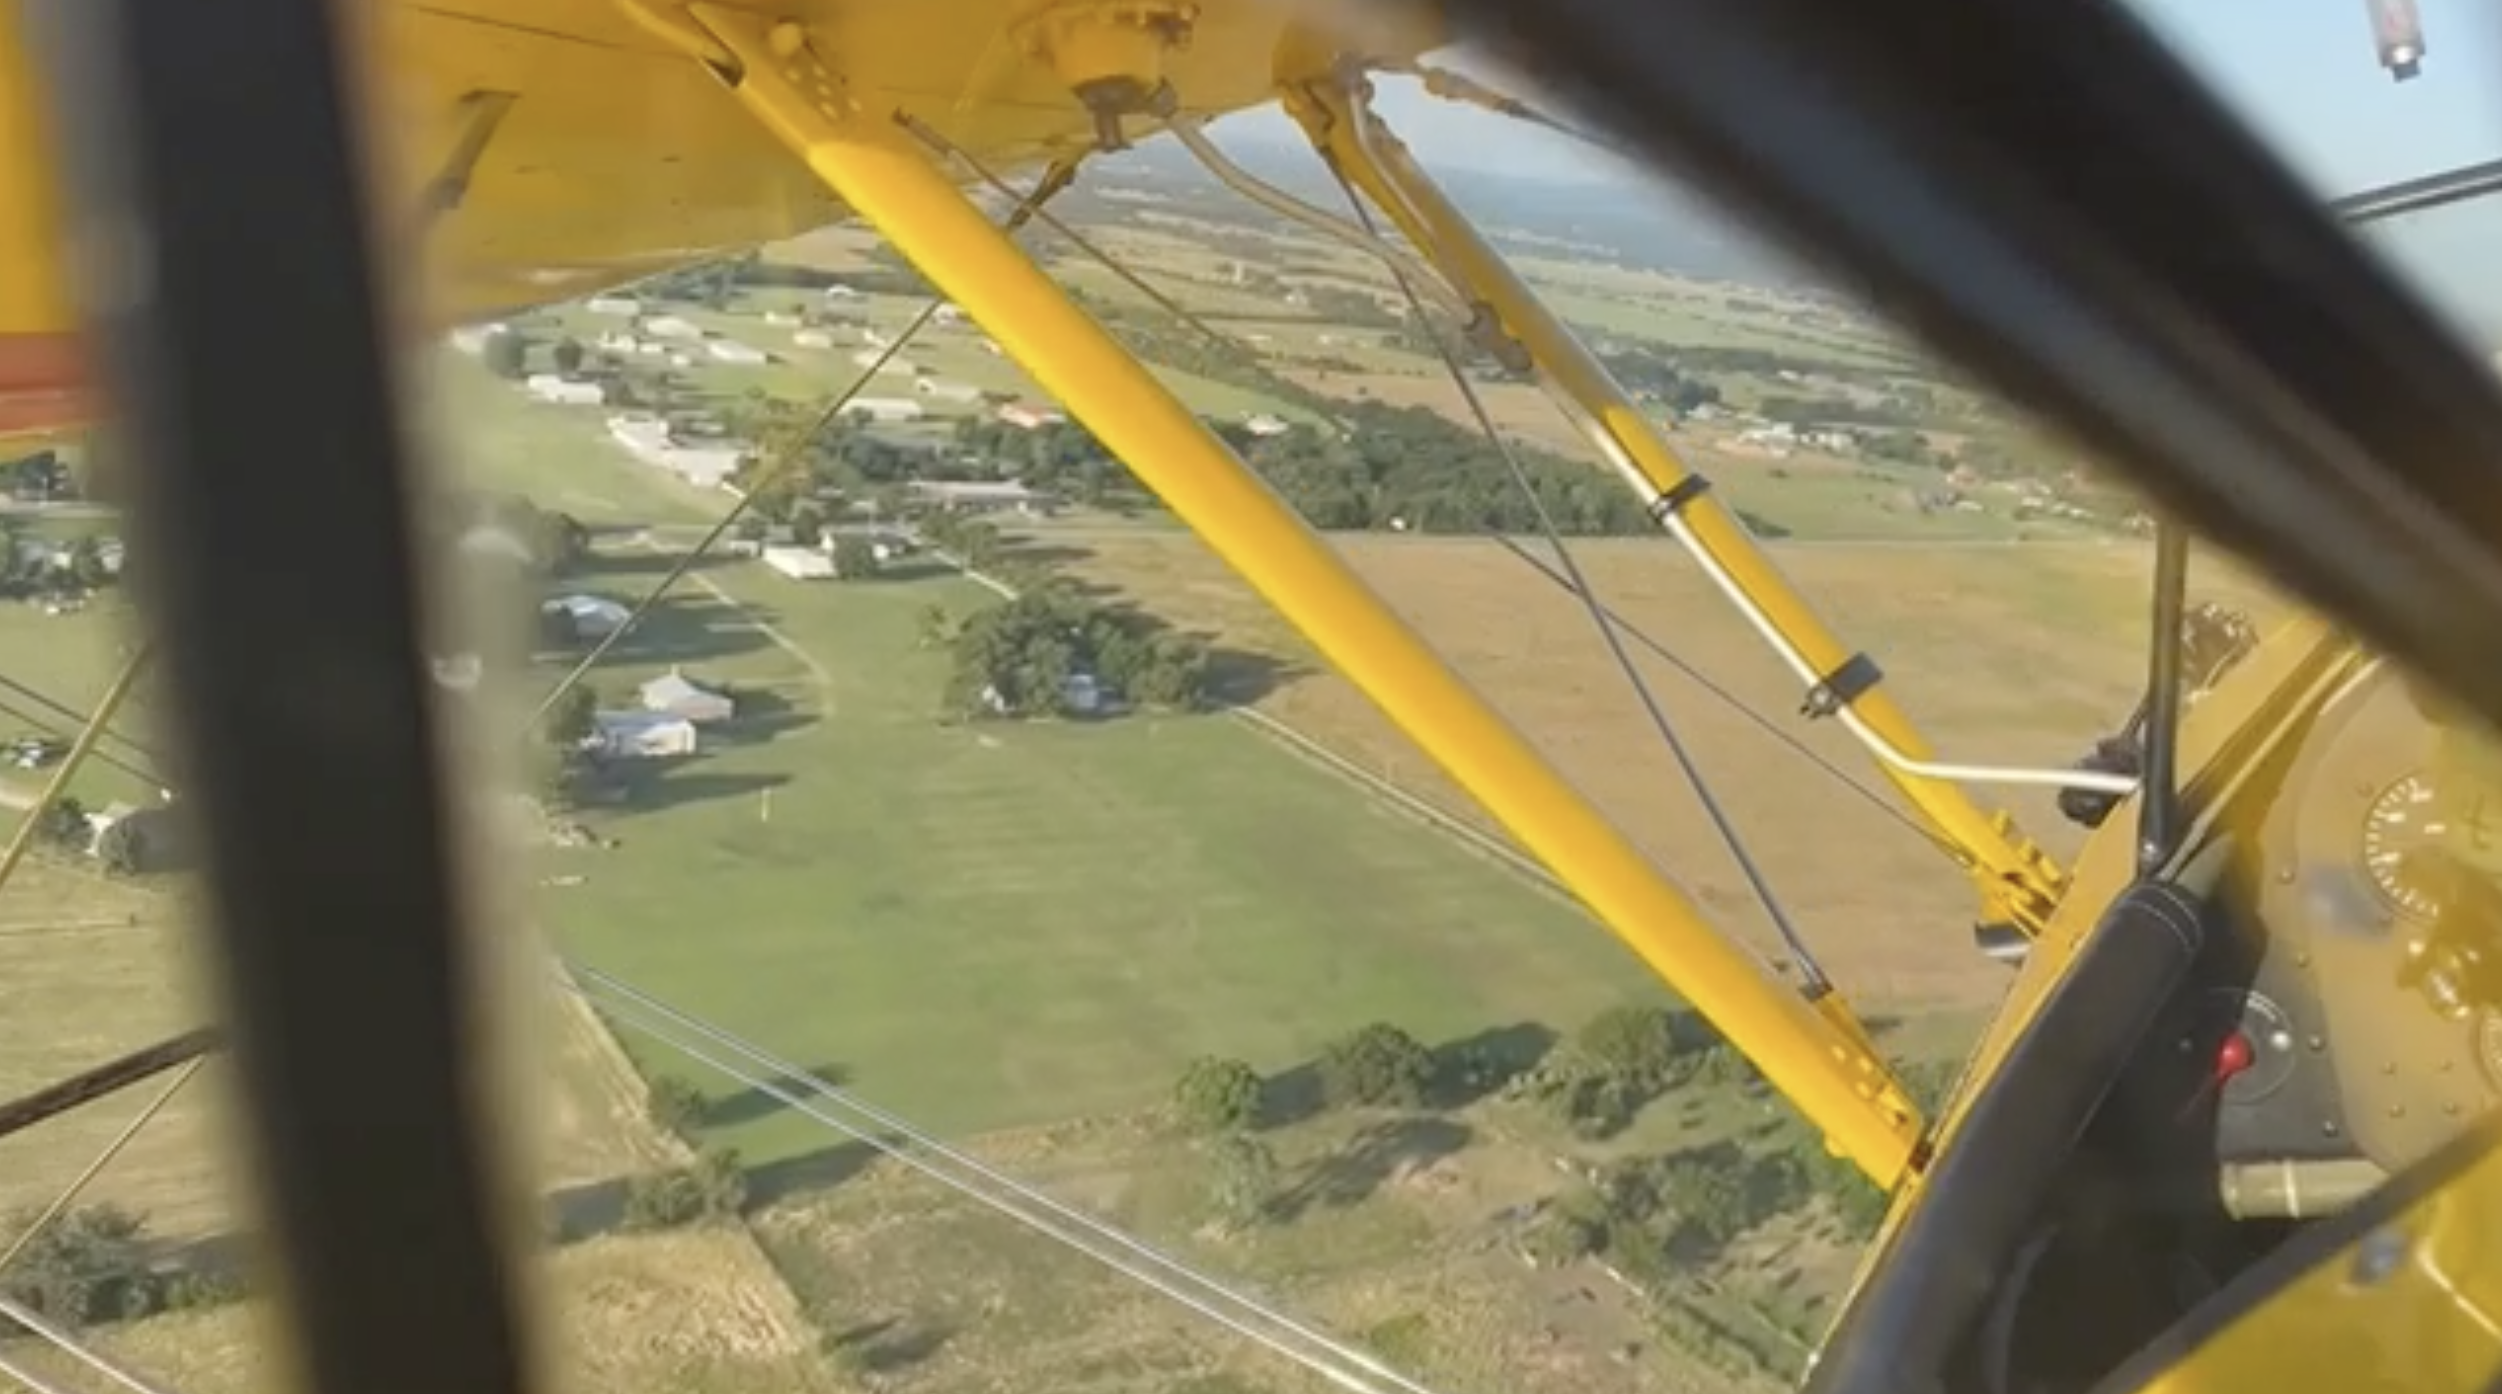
[744,1139,889,1210]
[607,768,791,817]
[1267,1115,1474,1221]
[704,684,818,747]
[701,1062,850,1128]
[1259,1020,1559,1129]
[826,1315,954,1375]
[546,1175,633,1243]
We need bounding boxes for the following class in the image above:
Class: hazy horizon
[1188,4,2502,339]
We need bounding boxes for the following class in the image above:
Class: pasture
[1050,527,2287,1006]
[523,544,1662,1162]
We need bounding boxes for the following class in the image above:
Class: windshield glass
[0,10,2484,1394]
[2125,0,2502,345]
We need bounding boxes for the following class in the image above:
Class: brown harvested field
[1052,530,2285,1008]
[766,224,882,274]
[1279,368,1596,454]
[0,867,228,1238]
[0,881,685,1238]
[0,873,836,1394]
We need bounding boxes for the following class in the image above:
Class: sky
[1215,0,2502,332]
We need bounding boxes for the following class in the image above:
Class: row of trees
[1221,403,1664,536]
[1168,1001,1958,1263]
[1598,350,1726,414]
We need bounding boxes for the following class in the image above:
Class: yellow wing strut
[1284,69,2067,937]
[655,0,1925,1186]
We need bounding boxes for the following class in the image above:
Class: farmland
[390,166,2220,1392]
[0,146,2232,1394]
[0,848,836,1394]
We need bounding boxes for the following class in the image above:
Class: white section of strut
[572,966,1454,1394]
[1336,98,2140,799]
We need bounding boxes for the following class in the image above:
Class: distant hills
[1090,132,1817,289]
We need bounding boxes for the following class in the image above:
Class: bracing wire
[916,122,1957,870]
[1482,535,1966,863]
[0,671,167,788]
[531,164,1081,721]
[0,1295,182,1394]
[1321,153,1832,991]
[570,963,1456,1394]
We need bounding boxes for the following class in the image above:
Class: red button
[2215,1030,2255,1081]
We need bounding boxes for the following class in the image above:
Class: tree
[38,796,87,849]
[65,537,110,589]
[1205,1133,1278,1230]
[1315,1022,1436,1109]
[942,584,1212,720]
[1,1204,162,1324]
[829,535,880,580]
[482,331,528,380]
[644,1074,706,1140]
[541,683,598,749]
[1173,1056,1264,1133]
[915,603,954,650]
[952,519,1004,570]
[526,508,590,576]
[92,818,140,877]
[1521,1189,1609,1267]
[621,1148,748,1231]
[551,337,586,374]
[1573,1003,1708,1087]
[1556,1071,1640,1141]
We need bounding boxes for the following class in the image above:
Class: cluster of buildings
[586,667,740,760]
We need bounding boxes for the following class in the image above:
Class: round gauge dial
[2360,772,2447,922]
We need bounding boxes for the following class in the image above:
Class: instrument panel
[2214,663,2502,1177]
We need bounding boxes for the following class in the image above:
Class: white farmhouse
[591,711,698,759]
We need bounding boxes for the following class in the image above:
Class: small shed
[86,802,184,873]
[640,668,736,725]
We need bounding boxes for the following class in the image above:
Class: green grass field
[531,548,1656,1161]
[416,352,1700,1167]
